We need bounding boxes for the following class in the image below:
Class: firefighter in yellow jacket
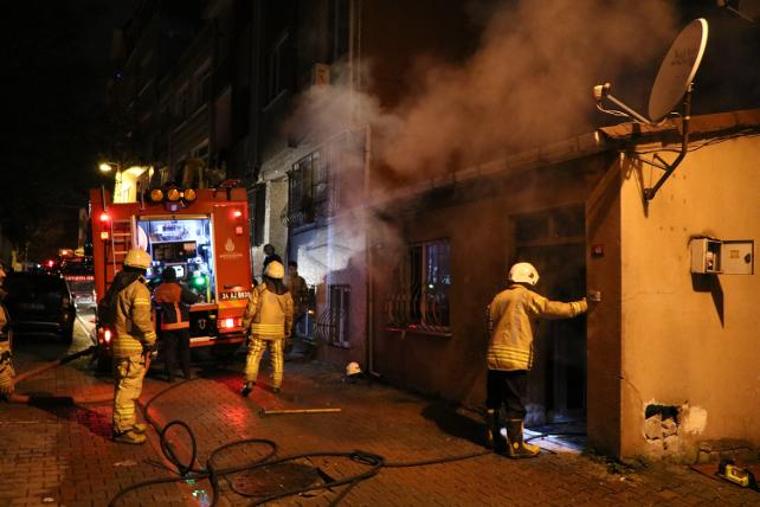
[110,249,157,444]
[0,261,13,400]
[486,262,587,458]
[240,261,293,396]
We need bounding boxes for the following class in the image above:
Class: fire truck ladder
[105,219,133,286]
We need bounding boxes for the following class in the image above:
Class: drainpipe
[364,123,380,378]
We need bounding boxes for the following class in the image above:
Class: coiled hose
[109,379,493,506]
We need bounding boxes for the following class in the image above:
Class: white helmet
[124,249,152,270]
[508,262,539,286]
[264,261,285,279]
[346,361,362,376]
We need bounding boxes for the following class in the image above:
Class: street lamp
[99,162,116,174]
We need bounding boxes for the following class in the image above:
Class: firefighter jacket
[154,282,198,331]
[487,284,587,372]
[0,293,13,397]
[113,275,157,358]
[286,273,308,315]
[242,283,294,341]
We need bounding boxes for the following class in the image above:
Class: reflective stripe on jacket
[242,284,294,340]
[487,284,587,371]
[113,277,157,358]
[154,282,197,331]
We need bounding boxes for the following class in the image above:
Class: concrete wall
[618,135,760,461]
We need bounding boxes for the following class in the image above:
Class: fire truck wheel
[96,352,112,373]
[60,323,74,345]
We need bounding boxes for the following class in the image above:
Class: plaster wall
[619,135,760,460]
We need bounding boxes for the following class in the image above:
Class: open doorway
[512,205,586,440]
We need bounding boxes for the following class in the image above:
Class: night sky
[0,0,136,260]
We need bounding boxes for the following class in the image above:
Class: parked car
[65,276,97,311]
[4,272,76,342]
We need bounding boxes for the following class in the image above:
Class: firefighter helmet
[508,262,539,286]
[124,249,152,270]
[264,260,285,279]
[346,361,362,376]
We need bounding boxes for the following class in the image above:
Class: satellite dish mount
[593,18,708,201]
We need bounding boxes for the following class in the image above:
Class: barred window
[385,239,451,335]
[316,284,350,348]
[287,152,327,227]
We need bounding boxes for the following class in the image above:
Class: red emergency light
[47,260,55,268]
[99,212,110,222]
[103,329,112,344]
[232,210,243,219]
[221,318,236,329]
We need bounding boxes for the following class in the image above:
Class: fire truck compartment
[137,217,217,301]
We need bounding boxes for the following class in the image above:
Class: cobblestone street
[1,320,758,507]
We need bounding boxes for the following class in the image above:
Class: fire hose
[109,378,493,506]
[5,346,110,405]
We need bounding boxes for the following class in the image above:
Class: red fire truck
[90,183,253,359]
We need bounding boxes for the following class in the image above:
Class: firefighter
[240,261,293,396]
[154,267,198,382]
[111,249,157,444]
[0,261,13,400]
[285,261,308,348]
[486,262,587,458]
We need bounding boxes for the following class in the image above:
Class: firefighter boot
[132,422,148,434]
[485,409,507,453]
[113,429,147,445]
[240,382,254,397]
[505,419,540,459]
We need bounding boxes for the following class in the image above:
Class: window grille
[316,284,350,347]
[385,239,451,335]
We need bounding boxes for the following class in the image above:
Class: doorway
[512,205,586,429]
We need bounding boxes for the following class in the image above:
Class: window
[249,183,266,246]
[267,32,289,103]
[287,152,327,227]
[329,0,350,62]
[386,239,451,334]
[316,284,350,347]
[193,62,212,111]
[514,204,584,245]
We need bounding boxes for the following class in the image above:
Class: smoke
[377,0,677,179]
[288,0,677,184]
[284,0,678,281]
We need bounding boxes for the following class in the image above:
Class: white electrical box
[721,240,754,275]
[689,238,754,275]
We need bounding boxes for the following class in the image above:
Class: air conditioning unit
[312,63,330,86]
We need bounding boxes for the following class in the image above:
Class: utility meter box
[689,238,754,275]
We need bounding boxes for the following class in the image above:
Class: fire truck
[90,183,253,361]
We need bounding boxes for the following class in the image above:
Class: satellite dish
[648,18,709,122]
[591,18,710,201]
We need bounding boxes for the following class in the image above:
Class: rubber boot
[505,419,540,459]
[485,409,507,453]
[240,382,254,397]
[113,429,147,445]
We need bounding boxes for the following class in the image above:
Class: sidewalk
[1,324,759,506]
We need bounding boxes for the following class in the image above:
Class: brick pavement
[2,323,759,506]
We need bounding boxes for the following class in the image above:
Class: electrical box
[721,240,754,275]
[689,238,754,275]
[690,238,721,274]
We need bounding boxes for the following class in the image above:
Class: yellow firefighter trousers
[0,363,13,399]
[245,337,283,388]
[112,354,147,434]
